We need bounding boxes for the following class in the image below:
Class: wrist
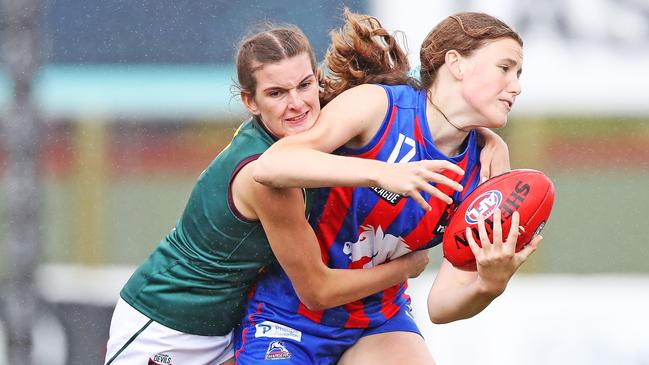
[388,257,412,282]
[476,276,507,298]
[364,159,384,187]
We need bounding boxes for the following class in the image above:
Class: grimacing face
[241,53,320,139]
[459,37,523,129]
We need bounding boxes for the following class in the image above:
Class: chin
[287,122,315,136]
[489,113,509,128]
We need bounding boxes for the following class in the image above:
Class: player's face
[459,37,522,128]
[242,53,320,139]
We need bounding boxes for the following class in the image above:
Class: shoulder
[337,84,421,111]
[233,118,275,148]
[384,84,421,109]
[227,157,259,221]
[344,83,388,100]
[215,121,274,169]
[326,84,387,107]
[232,160,304,220]
[323,84,389,125]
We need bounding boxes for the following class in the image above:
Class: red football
[442,169,555,271]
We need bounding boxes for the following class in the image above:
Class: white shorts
[105,298,234,365]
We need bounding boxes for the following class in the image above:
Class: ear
[445,50,463,80]
[241,92,259,115]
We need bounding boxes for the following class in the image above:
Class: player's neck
[426,93,470,157]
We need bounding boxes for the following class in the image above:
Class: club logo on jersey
[369,186,404,206]
[343,225,412,269]
[255,320,302,342]
[148,353,172,365]
[265,340,291,360]
[465,190,503,224]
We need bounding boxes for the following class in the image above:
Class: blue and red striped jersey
[250,84,483,329]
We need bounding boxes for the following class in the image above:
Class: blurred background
[1,0,648,364]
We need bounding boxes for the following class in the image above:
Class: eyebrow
[262,74,315,93]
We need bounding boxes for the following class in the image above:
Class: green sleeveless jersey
[121,117,281,336]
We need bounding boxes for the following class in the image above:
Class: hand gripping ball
[442,169,555,271]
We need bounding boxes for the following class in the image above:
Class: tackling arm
[253,84,465,210]
[239,161,429,311]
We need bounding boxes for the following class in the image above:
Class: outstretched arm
[254,84,464,209]
[237,161,429,311]
[427,209,542,323]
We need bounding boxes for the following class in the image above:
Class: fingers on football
[517,234,542,261]
[491,208,503,247]
[478,163,491,183]
[465,227,482,257]
[477,217,492,249]
[505,211,520,252]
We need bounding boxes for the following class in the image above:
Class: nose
[509,77,522,96]
[286,89,306,109]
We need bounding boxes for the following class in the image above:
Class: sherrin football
[442,169,555,271]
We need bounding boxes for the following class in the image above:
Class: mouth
[284,111,309,125]
[499,99,513,111]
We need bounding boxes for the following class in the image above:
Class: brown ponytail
[320,8,413,105]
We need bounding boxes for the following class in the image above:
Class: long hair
[319,8,413,105]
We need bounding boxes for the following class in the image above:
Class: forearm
[255,146,383,188]
[427,277,503,324]
[298,259,411,311]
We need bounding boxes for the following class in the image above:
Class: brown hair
[235,24,318,97]
[419,12,523,89]
[320,8,413,105]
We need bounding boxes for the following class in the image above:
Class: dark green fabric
[121,118,280,336]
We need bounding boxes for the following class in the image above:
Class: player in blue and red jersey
[234,10,543,365]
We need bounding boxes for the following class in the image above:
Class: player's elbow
[428,311,453,325]
[302,299,327,312]
[428,307,478,324]
[295,287,334,311]
[252,155,281,188]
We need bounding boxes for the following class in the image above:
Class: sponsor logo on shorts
[265,340,291,360]
[148,353,172,365]
[255,320,302,342]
